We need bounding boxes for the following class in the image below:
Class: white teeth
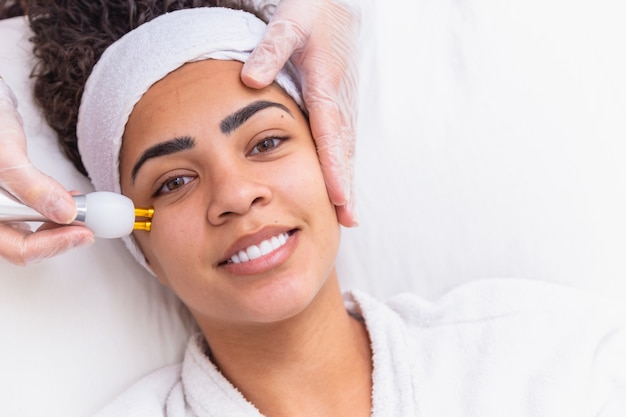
[238,250,249,263]
[229,232,290,264]
[259,240,273,256]
[247,245,262,260]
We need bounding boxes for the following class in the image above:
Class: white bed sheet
[1,1,626,415]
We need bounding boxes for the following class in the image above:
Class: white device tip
[81,192,135,238]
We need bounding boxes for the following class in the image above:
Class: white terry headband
[77,7,304,271]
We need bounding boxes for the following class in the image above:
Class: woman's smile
[220,228,299,276]
[120,59,340,324]
[227,232,289,264]
[223,229,295,264]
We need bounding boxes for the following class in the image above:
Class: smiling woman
[121,59,342,330]
[25,2,626,417]
[29,4,370,416]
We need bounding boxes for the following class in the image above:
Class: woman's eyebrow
[220,100,293,135]
[131,136,196,184]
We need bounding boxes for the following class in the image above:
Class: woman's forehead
[122,60,305,161]
[135,60,294,117]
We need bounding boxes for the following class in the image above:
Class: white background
[1,1,626,415]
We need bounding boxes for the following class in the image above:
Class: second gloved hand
[241,0,360,227]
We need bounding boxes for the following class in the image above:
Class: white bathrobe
[93,278,626,417]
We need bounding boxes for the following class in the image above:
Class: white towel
[76,7,304,270]
[91,279,626,416]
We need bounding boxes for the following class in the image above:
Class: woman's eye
[156,175,194,195]
[249,136,287,155]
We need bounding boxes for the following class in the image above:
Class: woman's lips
[219,227,297,263]
[219,229,298,276]
[227,231,291,264]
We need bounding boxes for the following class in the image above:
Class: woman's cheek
[151,202,206,256]
[135,207,183,283]
[298,154,333,204]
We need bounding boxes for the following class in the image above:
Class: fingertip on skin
[241,37,291,89]
[240,61,274,89]
[323,166,350,208]
[336,202,359,228]
[329,192,348,208]
[240,72,265,89]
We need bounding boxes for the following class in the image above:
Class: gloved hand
[241,0,360,227]
[0,79,93,265]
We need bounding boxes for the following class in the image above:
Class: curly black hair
[25,0,274,177]
[0,0,25,18]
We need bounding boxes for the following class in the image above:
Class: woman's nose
[206,167,272,225]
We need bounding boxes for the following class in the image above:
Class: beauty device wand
[0,188,153,238]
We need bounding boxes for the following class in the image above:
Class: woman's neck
[196,276,372,417]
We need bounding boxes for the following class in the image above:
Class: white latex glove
[0,79,93,265]
[241,0,360,227]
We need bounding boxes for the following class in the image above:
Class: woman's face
[119,60,340,327]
